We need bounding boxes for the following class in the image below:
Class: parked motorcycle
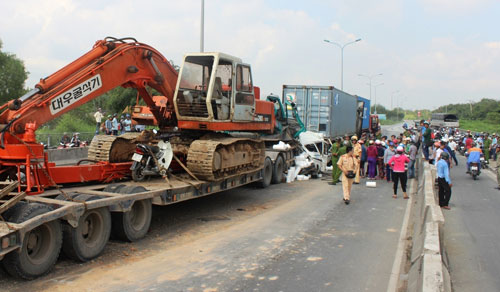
[131,140,173,181]
[470,162,481,180]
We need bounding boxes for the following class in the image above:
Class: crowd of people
[330,124,420,205]
[94,108,134,136]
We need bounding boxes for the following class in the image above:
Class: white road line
[386,177,414,292]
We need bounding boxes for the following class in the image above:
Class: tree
[0,39,28,104]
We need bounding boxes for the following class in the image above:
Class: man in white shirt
[94,108,103,135]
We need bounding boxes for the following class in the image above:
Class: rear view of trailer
[282,85,359,138]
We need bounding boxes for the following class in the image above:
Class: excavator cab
[174,53,262,129]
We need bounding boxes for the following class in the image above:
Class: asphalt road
[443,155,500,291]
[0,124,410,292]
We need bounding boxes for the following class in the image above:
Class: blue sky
[1,0,499,110]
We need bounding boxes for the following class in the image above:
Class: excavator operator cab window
[235,65,254,106]
[177,56,214,118]
[212,59,232,120]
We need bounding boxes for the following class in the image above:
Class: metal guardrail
[36,132,96,148]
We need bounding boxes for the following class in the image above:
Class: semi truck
[0,37,300,279]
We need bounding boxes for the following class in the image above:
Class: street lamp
[358,73,383,103]
[200,0,204,52]
[324,38,362,90]
[391,90,400,110]
[373,83,384,114]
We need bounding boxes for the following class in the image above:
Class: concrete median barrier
[46,147,88,164]
[390,158,451,292]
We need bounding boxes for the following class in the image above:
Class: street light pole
[200,0,204,52]
[373,83,384,114]
[358,73,383,113]
[324,38,361,90]
[391,90,399,110]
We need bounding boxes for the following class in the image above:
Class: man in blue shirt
[437,152,452,209]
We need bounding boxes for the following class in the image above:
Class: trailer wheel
[103,184,127,193]
[2,203,62,280]
[112,186,152,242]
[271,155,284,184]
[258,157,273,188]
[62,195,111,262]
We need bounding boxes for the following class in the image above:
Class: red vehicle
[0,37,297,279]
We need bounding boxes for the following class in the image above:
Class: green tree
[0,39,29,104]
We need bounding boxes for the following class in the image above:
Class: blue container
[357,96,370,131]
[282,85,360,138]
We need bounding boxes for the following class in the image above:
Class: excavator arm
[0,37,178,144]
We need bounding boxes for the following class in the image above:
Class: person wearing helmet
[437,151,452,209]
[351,136,362,184]
[384,142,396,182]
[337,145,358,205]
[388,146,410,199]
[123,114,132,132]
[465,134,473,150]
[60,132,70,146]
[465,142,482,173]
[70,132,81,147]
[366,140,378,179]
[422,121,432,160]
[111,113,119,135]
[105,115,113,135]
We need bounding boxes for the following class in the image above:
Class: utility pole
[324,38,362,90]
[358,73,383,113]
[200,0,204,52]
[373,83,384,114]
[391,90,399,110]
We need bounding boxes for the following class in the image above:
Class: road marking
[386,177,414,292]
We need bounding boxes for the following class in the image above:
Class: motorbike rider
[70,132,81,147]
[465,142,482,174]
[60,132,70,146]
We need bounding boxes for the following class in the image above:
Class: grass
[379,119,401,125]
[459,119,500,134]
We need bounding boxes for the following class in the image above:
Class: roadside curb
[397,160,451,292]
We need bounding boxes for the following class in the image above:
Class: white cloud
[0,0,499,111]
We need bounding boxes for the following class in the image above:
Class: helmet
[113,113,117,117]
[369,140,374,144]
[351,135,358,140]
[440,152,449,160]
[381,142,386,147]
[424,121,430,125]
[343,140,350,146]
[375,140,381,145]
[359,140,364,144]
[126,114,131,118]
[396,146,404,153]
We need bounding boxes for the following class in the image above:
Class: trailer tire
[103,184,127,193]
[62,195,111,262]
[2,203,62,280]
[112,186,152,242]
[271,155,284,184]
[258,157,273,188]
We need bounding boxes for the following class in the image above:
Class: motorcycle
[458,145,466,156]
[470,162,481,180]
[130,140,173,182]
[480,156,488,169]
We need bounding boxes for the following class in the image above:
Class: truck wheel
[2,203,62,280]
[131,164,146,182]
[271,155,284,184]
[259,157,273,188]
[62,195,111,262]
[112,186,152,242]
[103,184,127,193]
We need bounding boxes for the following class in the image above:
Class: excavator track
[88,132,143,162]
[186,138,265,181]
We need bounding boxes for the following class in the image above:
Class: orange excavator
[0,37,277,194]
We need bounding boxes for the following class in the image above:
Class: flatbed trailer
[0,146,298,279]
